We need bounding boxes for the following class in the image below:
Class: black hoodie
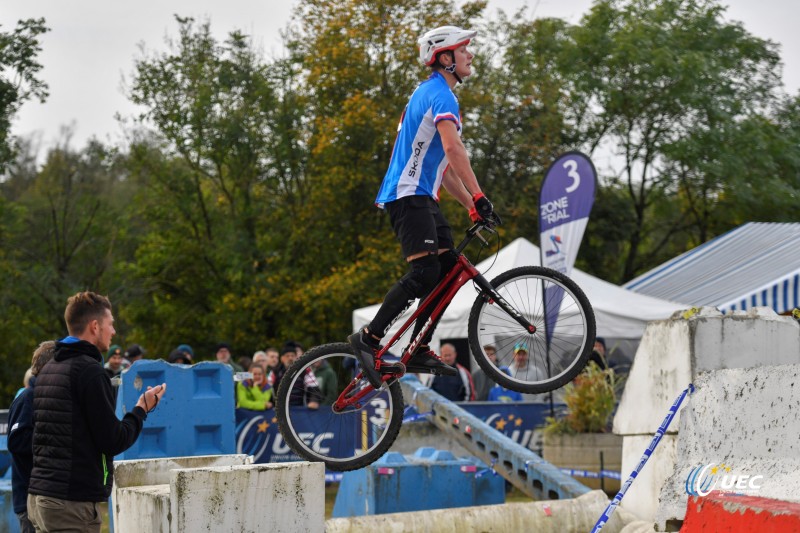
[28,338,147,502]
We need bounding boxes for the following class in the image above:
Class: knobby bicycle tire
[468,266,596,394]
[275,342,405,471]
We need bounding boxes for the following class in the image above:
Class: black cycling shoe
[405,349,458,376]
[347,331,384,389]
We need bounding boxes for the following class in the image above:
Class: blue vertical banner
[539,152,597,338]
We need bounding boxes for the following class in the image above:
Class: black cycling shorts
[386,195,454,258]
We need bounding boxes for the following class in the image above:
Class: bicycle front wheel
[275,343,404,471]
[468,266,596,394]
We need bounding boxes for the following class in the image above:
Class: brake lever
[474,229,490,247]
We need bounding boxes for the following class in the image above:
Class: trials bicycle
[275,215,596,471]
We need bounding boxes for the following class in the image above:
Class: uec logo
[686,463,764,496]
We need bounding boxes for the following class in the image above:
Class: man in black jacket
[27,291,166,533]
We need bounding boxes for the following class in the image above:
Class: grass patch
[505,485,535,504]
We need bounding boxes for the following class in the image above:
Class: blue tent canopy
[624,222,800,314]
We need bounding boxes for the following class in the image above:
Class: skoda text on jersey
[376,72,462,206]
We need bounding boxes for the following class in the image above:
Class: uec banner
[235,402,561,463]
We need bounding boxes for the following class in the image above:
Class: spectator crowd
[6,290,610,533]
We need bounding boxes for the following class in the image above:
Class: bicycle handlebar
[457,213,502,254]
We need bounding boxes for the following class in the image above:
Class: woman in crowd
[236,363,273,411]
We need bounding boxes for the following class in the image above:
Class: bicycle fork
[471,272,537,334]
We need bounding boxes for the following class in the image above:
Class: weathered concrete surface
[620,521,657,533]
[171,462,325,533]
[115,484,171,533]
[115,454,251,488]
[612,307,800,521]
[615,307,799,436]
[113,454,252,530]
[616,434,679,522]
[113,456,324,533]
[656,365,800,530]
[325,490,639,533]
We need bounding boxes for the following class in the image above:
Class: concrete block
[613,317,696,436]
[170,461,325,533]
[113,454,251,529]
[617,434,678,522]
[615,308,799,436]
[326,490,640,533]
[620,522,657,533]
[692,307,800,372]
[115,454,251,488]
[656,364,800,529]
[115,484,171,533]
[612,310,799,522]
[112,456,323,533]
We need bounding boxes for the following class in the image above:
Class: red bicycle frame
[333,221,536,412]
[332,255,478,412]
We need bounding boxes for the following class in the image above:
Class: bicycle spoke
[469,267,595,394]
[276,343,404,471]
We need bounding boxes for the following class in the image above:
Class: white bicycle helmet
[418,26,477,66]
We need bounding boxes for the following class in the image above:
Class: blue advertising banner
[539,151,597,256]
[539,152,597,339]
[235,402,563,464]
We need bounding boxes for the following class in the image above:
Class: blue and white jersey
[375,72,461,206]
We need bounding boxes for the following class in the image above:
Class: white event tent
[352,238,688,365]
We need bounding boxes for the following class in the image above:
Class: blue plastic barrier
[115,360,236,460]
[332,447,504,517]
[0,431,17,533]
[0,435,9,479]
[2,463,20,533]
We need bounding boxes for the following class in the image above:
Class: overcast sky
[4,0,799,154]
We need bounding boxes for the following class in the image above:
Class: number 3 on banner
[563,159,581,193]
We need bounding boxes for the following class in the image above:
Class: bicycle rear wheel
[275,343,404,471]
[468,266,595,394]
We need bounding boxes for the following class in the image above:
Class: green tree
[668,93,800,242]
[0,137,129,404]
[0,18,48,173]
[256,0,490,343]
[461,13,574,240]
[126,17,307,355]
[553,0,783,281]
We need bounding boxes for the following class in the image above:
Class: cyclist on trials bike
[348,25,496,389]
